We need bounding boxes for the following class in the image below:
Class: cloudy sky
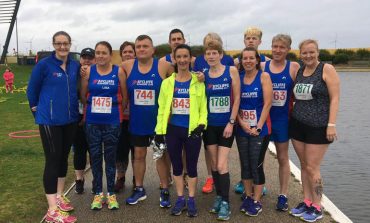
[1,0,369,55]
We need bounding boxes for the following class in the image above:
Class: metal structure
[0,0,21,64]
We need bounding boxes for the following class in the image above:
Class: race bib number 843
[172,98,190,115]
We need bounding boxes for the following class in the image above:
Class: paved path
[66,143,335,223]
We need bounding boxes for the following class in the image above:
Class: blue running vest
[264,60,293,122]
[86,65,122,125]
[238,70,269,137]
[205,66,233,126]
[127,58,162,135]
[169,79,191,128]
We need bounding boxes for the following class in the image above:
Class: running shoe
[171,197,186,216]
[276,194,288,211]
[202,177,214,193]
[187,198,198,217]
[75,179,84,194]
[300,206,323,222]
[289,202,309,217]
[57,195,74,212]
[114,177,125,193]
[240,196,253,213]
[159,188,171,208]
[245,200,262,217]
[91,193,105,210]
[44,209,77,223]
[217,201,231,221]
[106,193,119,210]
[234,181,244,194]
[126,187,147,205]
[209,196,222,214]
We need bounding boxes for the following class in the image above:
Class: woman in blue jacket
[27,31,79,223]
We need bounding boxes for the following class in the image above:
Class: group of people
[27,26,340,223]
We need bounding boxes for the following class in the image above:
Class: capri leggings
[116,120,134,173]
[236,135,270,185]
[73,116,90,170]
[166,124,202,178]
[39,123,77,194]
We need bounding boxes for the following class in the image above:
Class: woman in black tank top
[289,39,340,222]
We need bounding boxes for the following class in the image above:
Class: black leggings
[39,123,77,194]
[73,119,90,170]
[116,120,134,174]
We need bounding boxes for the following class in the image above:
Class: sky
[1,0,370,55]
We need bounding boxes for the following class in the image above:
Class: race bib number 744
[134,89,155,105]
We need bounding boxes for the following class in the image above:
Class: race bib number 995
[240,109,257,127]
[91,96,112,113]
[134,89,155,105]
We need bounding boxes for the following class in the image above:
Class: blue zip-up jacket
[27,51,79,125]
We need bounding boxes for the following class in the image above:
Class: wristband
[328,123,336,127]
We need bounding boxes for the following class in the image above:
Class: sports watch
[229,118,235,124]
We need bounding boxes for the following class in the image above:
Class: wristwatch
[229,118,235,124]
[256,128,262,133]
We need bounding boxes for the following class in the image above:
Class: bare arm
[118,67,128,111]
[158,60,173,79]
[251,71,272,136]
[323,64,340,140]
[223,66,240,137]
[290,61,300,82]
[80,66,90,105]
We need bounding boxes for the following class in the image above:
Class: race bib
[134,89,155,105]
[172,98,190,115]
[240,109,257,127]
[209,96,230,113]
[294,83,313,100]
[91,96,112,114]
[78,101,84,115]
[272,90,287,106]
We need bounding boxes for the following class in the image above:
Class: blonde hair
[299,39,319,51]
[272,34,292,48]
[244,27,263,40]
[204,40,223,54]
[203,32,223,46]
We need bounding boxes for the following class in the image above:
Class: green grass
[0,64,74,223]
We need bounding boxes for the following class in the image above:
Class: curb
[268,142,352,223]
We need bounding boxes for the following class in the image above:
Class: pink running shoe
[57,195,74,212]
[44,209,77,223]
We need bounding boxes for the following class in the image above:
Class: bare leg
[292,139,311,200]
[275,141,290,195]
[133,147,147,186]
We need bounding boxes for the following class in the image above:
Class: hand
[249,127,260,137]
[326,126,338,141]
[154,134,165,145]
[196,71,205,82]
[190,124,205,138]
[223,123,234,138]
[80,65,89,79]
